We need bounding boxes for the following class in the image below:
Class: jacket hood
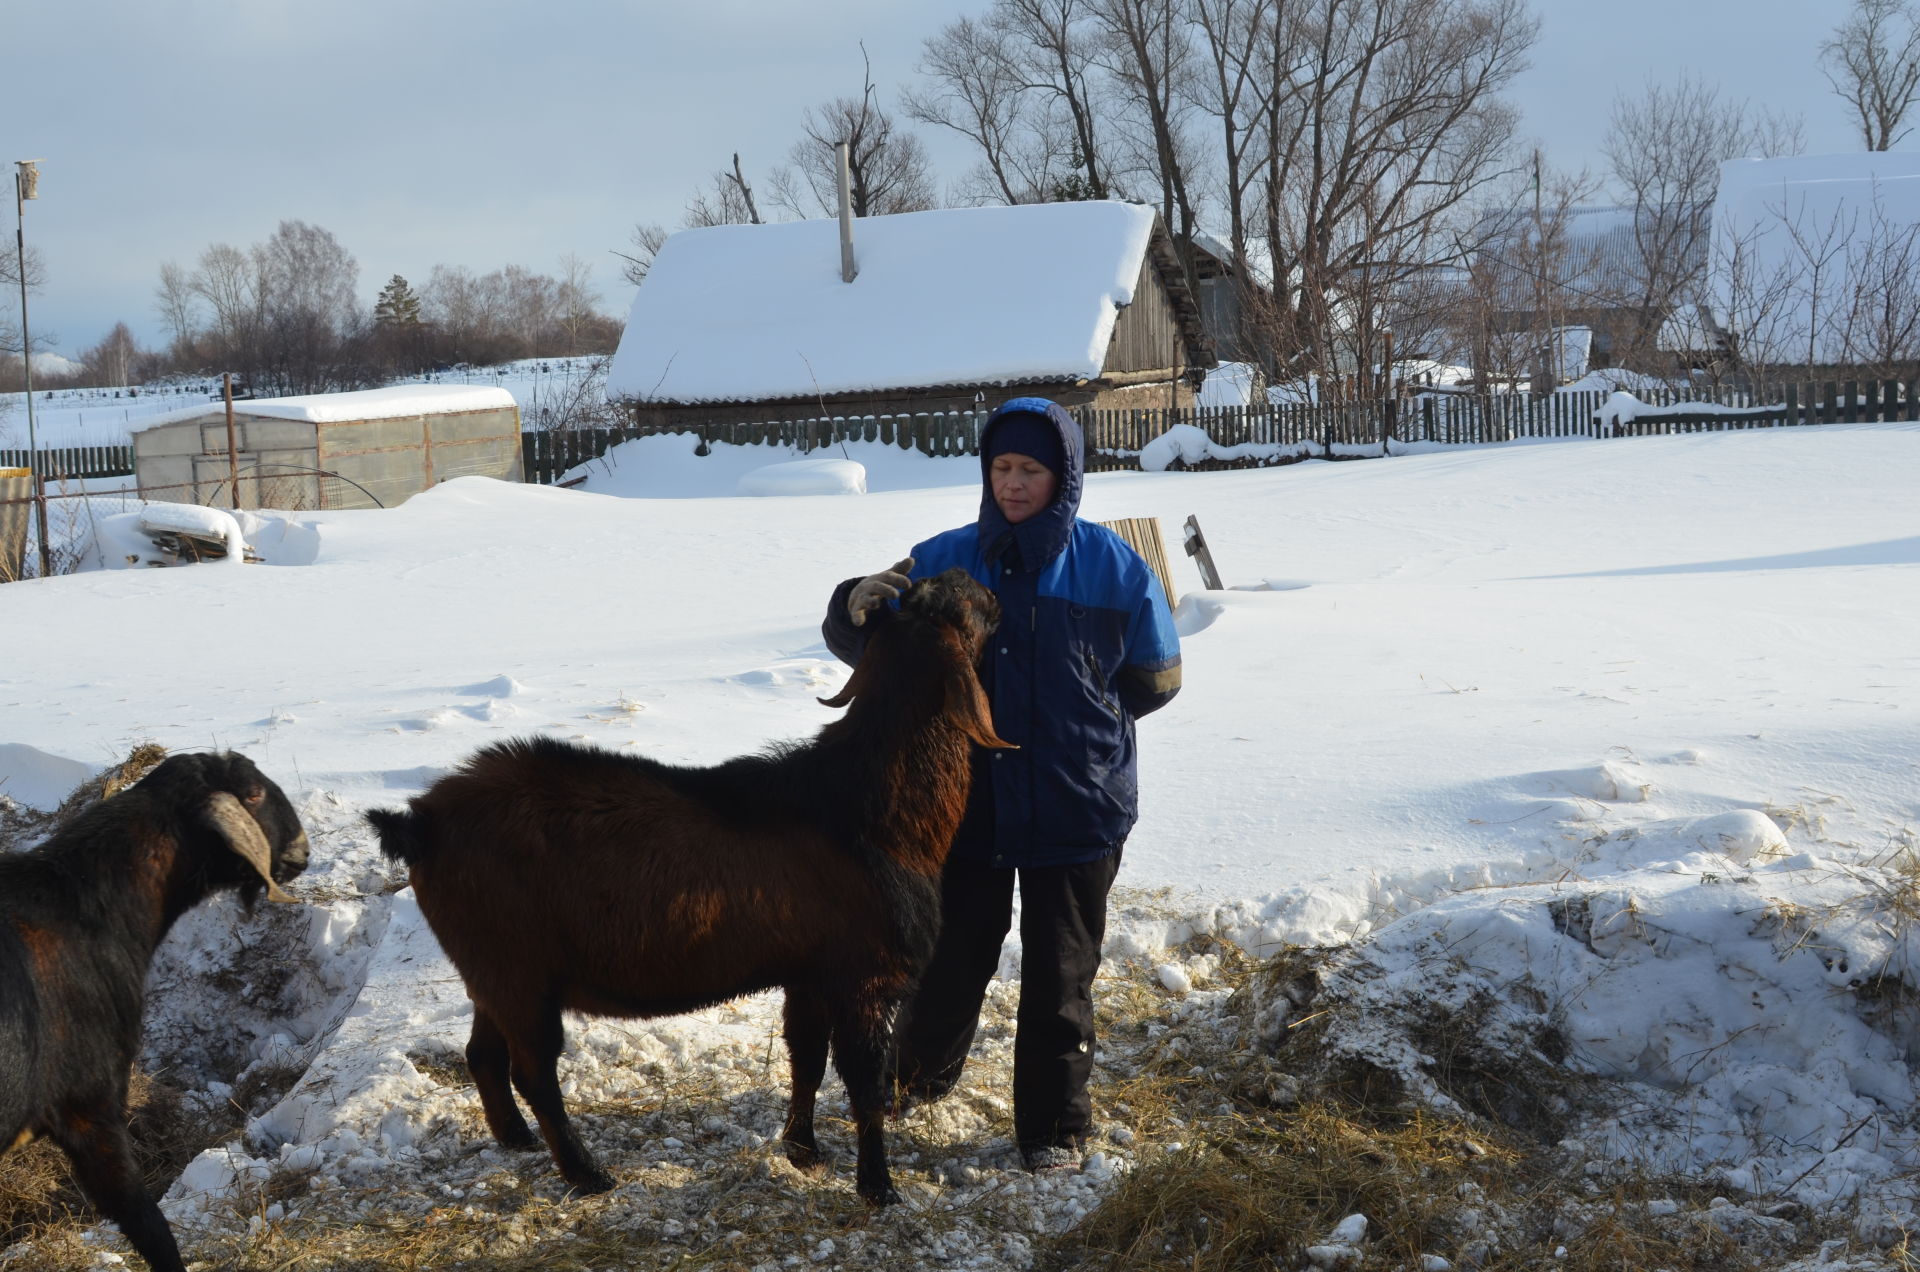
[977,397,1084,570]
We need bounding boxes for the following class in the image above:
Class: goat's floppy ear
[819,657,872,709]
[945,652,1015,750]
[205,792,297,903]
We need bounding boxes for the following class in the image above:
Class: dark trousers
[894,849,1122,1153]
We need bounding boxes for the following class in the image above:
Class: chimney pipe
[836,141,857,283]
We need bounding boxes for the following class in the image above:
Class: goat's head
[821,567,1013,750]
[139,751,311,904]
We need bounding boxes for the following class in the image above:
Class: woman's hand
[848,558,915,626]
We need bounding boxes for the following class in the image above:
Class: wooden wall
[1105,259,1185,377]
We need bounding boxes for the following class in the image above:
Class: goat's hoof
[860,1182,903,1207]
[783,1141,827,1176]
[563,1167,617,1197]
[495,1127,540,1151]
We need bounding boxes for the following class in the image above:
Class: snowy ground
[1,422,1918,1268]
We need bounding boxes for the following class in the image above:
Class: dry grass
[1045,935,1850,1272]
[0,866,1900,1270]
[0,1071,211,1253]
[0,741,168,854]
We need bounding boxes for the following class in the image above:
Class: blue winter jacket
[824,397,1182,869]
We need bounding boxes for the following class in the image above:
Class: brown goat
[368,568,1008,1204]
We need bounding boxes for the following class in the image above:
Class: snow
[130,383,516,431]
[136,501,247,565]
[4,419,1920,1261]
[6,351,85,378]
[1551,324,1593,380]
[1196,360,1260,407]
[0,741,94,810]
[736,457,867,497]
[604,201,1158,403]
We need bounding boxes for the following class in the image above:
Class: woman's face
[990,451,1058,524]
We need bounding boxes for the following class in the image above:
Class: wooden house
[1469,202,1712,377]
[604,201,1215,428]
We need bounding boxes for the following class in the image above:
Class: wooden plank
[1099,515,1181,601]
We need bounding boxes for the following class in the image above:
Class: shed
[132,385,521,511]
[605,200,1215,428]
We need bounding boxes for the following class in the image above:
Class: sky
[2,0,1873,359]
[3,411,1919,1261]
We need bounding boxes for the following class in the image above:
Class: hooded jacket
[824,397,1182,868]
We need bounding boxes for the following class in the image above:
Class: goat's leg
[52,1107,186,1272]
[780,989,831,1175]
[831,996,903,1207]
[502,1003,615,1195]
[466,1004,538,1150]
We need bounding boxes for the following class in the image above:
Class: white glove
[848,558,915,626]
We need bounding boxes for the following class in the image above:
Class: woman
[822,396,1182,1170]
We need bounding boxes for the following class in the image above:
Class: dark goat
[369,567,1008,1205]
[0,750,310,1272]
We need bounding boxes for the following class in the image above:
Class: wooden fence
[10,380,1916,491]
[520,379,1920,483]
[0,445,136,481]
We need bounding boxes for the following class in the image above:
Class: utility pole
[14,159,49,578]
[224,372,240,509]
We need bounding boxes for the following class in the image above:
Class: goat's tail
[367,806,432,867]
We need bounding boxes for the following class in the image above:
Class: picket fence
[8,380,1915,492]
[0,445,139,482]
[518,379,1920,484]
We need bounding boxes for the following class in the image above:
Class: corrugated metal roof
[1472,203,1710,308]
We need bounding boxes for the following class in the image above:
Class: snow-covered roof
[1473,203,1710,308]
[605,201,1164,404]
[1710,151,1920,364]
[132,385,517,432]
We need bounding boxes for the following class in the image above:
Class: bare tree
[906,15,1045,204]
[153,261,201,362]
[81,322,141,388]
[422,264,510,364]
[617,155,764,288]
[500,264,558,355]
[1245,0,1537,387]
[1187,0,1269,268]
[556,253,604,355]
[0,240,47,368]
[771,48,938,218]
[1455,160,1605,388]
[617,223,670,288]
[1833,186,1920,375]
[1002,0,1112,198]
[1599,76,1802,370]
[257,220,362,394]
[684,154,766,229]
[1088,0,1204,270]
[152,222,367,392]
[188,242,265,374]
[421,260,616,365]
[1822,0,1920,150]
